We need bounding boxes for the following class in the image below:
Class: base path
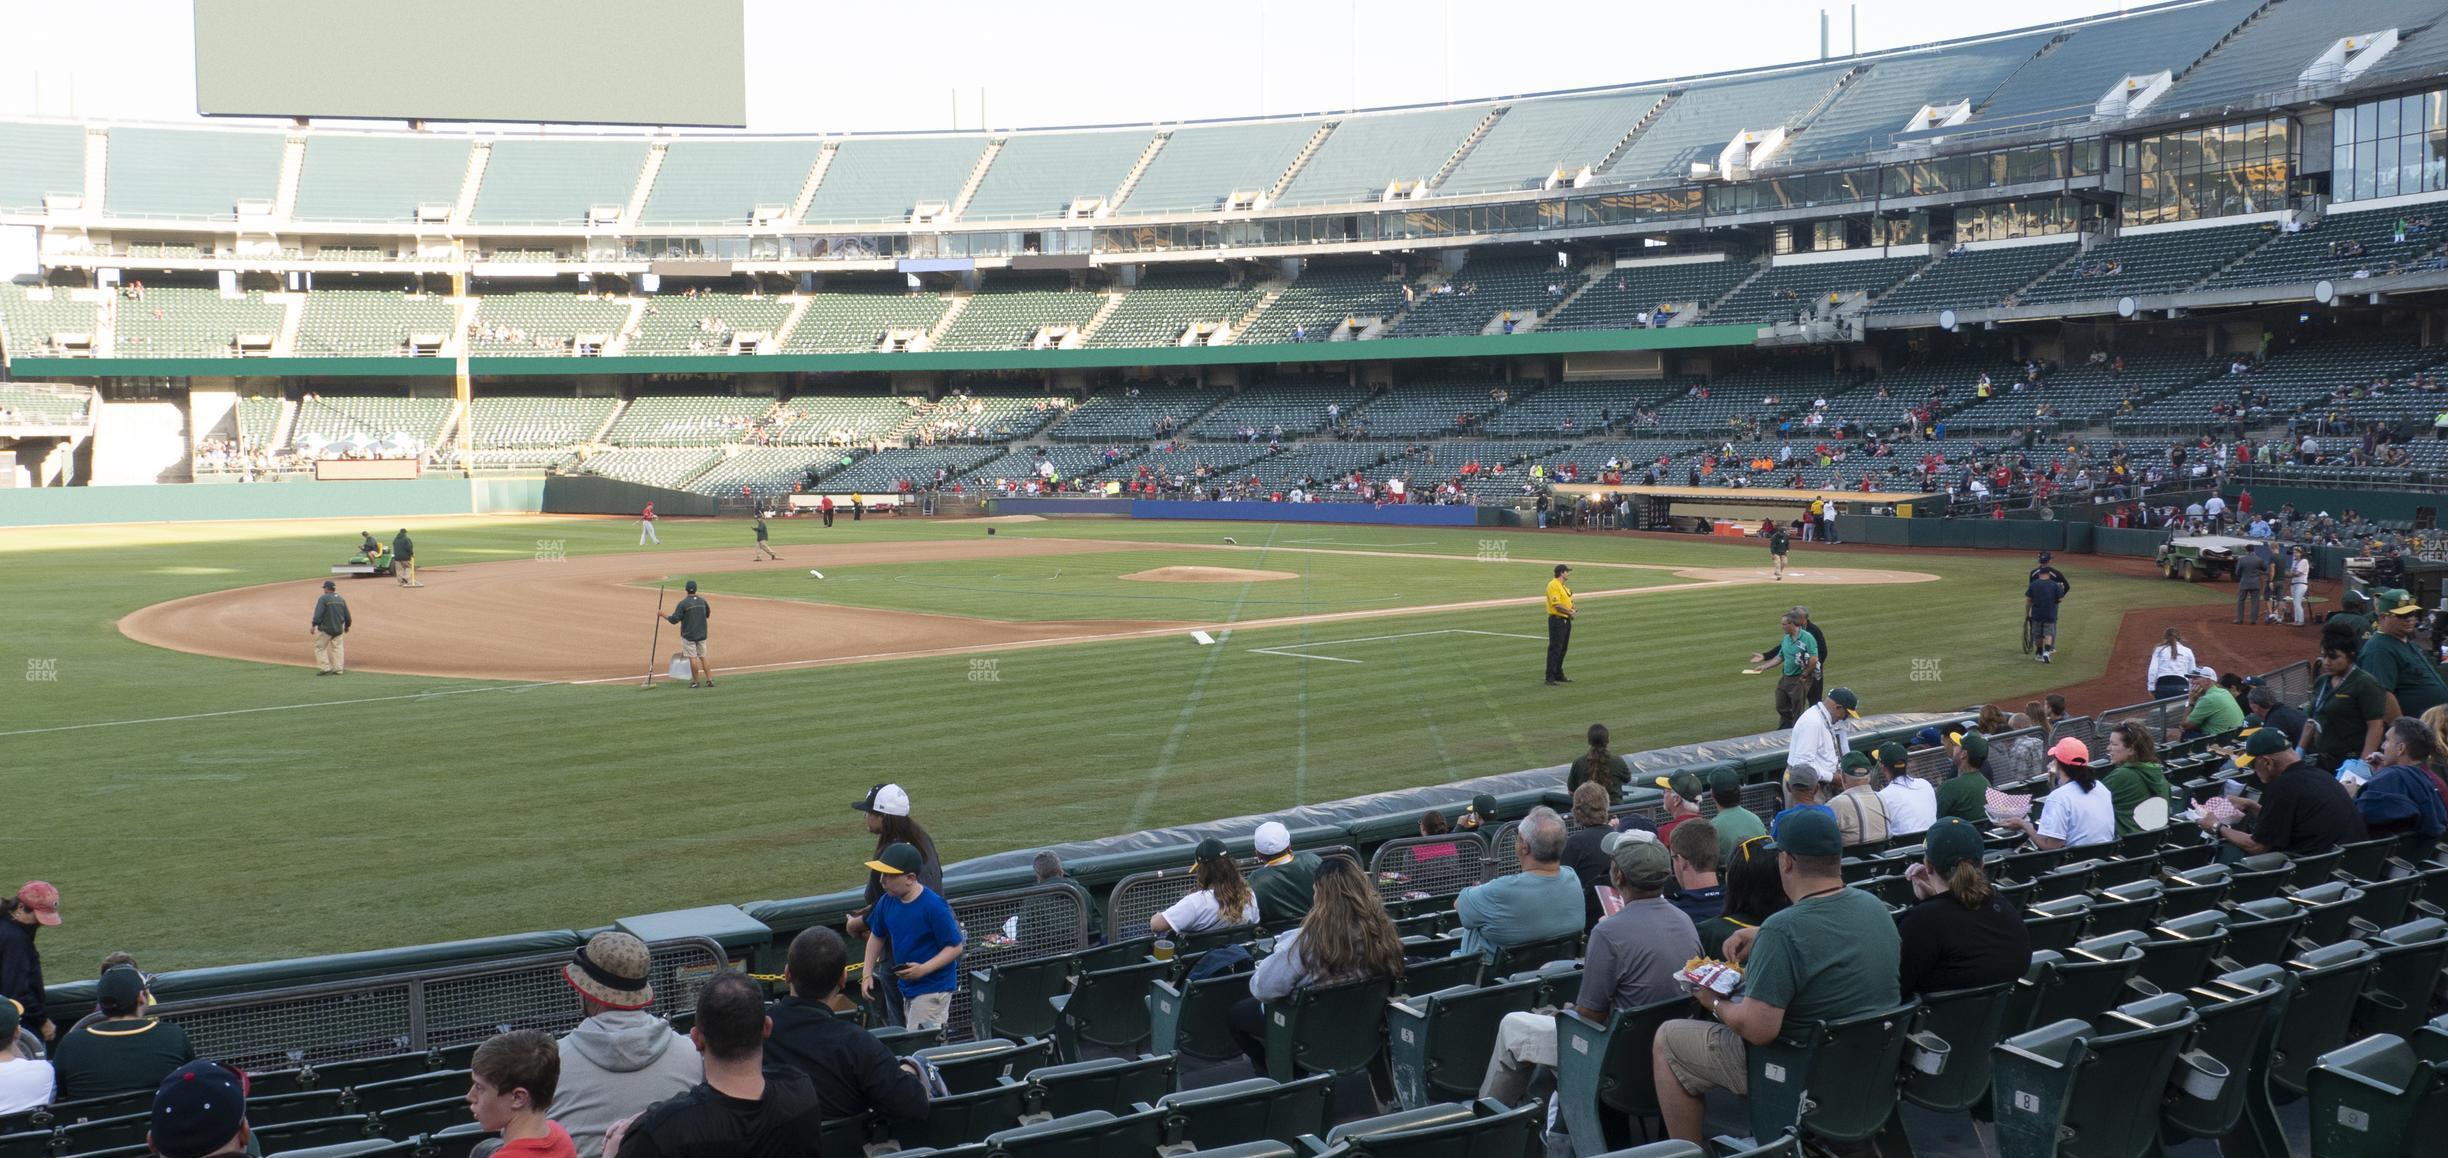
[120,539,1178,683]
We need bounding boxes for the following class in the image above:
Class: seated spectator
[2005,739,2116,850]
[1665,820,1723,924]
[1562,783,1638,928]
[145,1060,250,1158]
[2203,728,2368,858]
[1897,819,2030,996]
[1418,810,1452,837]
[1707,768,1767,866]
[607,973,828,1158]
[1149,838,1260,938]
[2099,721,2174,837]
[861,843,965,1032]
[0,1001,49,1114]
[1697,835,1789,959]
[471,1029,576,1157]
[1246,821,1322,924]
[762,927,929,1124]
[2347,717,2448,841]
[1653,807,1901,1144]
[1480,829,1696,1110]
[1829,753,1892,848]
[1453,807,1583,960]
[1872,743,1936,837]
[1228,859,1405,1072]
[1566,723,1631,803]
[2173,666,2245,741]
[1654,772,1706,840]
[50,965,191,1101]
[551,932,701,1158]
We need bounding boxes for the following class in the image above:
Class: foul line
[1247,628,1546,664]
[0,681,562,738]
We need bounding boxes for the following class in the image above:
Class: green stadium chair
[2226,854,2298,904]
[248,1088,352,1127]
[2423,1012,2448,1065]
[2165,965,2293,1156]
[267,1141,422,1157]
[1891,981,2018,1122]
[2090,853,2160,890]
[2031,860,2103,903]
[348,1069,469,1115]
[879,1079,1029,1151]
[1397,952,1484,997]
[1022,1053,1177,1119]
[2005,939,2145,1035]
[54,1109,158,1153]
[2307,1035,2443,1157]
[429,1042,480,1070]
[1993,846,2067,883]
[302,1050,442,1090]
[2220,897,2309,968]
[910,1036,1052,1094]
[1553,998,1689,1156]
[2335,836,2402,881]
[2133,910,2232,993]
[250,1115,381,1152]
[2357,919,2448,1042]
[2346,873,2424,931]
[1480,932,1582,984]
[31,1088,158,1129]
[971,956,1076,1042]
[2272,940,2381,1097]
[1391,912,1451,939]
[1738,1000,1919,1151]
[417,1120,490,1158]
[871,1024,949,1055]
[985,1104,1169,1157]
[1386,972,1545,1110]
[1157,1074,1336,1150]
[1298,1097,1542,1157]
[2288,881,2366,947]
[1150,970,1253,1062]
[1050,957,1170,1062]
[2156,864,2232,919]
[2289,849,2345,887]
[1262,976,1397,1104]
[2080,881,2164,938]
[368,1095,467,1141]
[1990,994,2200,1158]
[2022,897,2092,952]
[2157,841,2221,875]
[1586,1144,1706,1158]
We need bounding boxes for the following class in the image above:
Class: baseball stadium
[5,0,2448,1154]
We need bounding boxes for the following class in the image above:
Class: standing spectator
[1246,822,1322,924]
[847,784,941,1028]
[1562,784,1635,928]
[1696,836,1788,959]
[1746,612,1824,727]
[2005,740,2115,850]
[1652,807,1900,1145]
[2348,717,2448,841]
[1786,686,1857,789]
[0,1003,47,1113]
[2173,667,2245,741]
[1934,731,1992,825]
[2099,722,2174,837]
[309,579,351,676]
[0,883,58,1044]
[1479,829,1694,1110]
[144,1060,250,1158]
[469,1030,576,1158]
[1706,768,1767,867]
[761,927,930,1124]
[1229,859,1405,1073]
[2361,596,2448,717]
[2202,730,2367,857]
[2286,546,2312,625]
[608,973,830,1158]
[2234,543,2268,625]
[860,844,964,1032]
[551,932,701,1158]
[1653,772,1706,841]
[50,966,192,1101]
[1664,820,1724,925]
[1565,723,1630,803]
[2309,636,2389,771]
[1828,753,1892,848]
[1874,743,1936,837]
[1452,807,1582,960]
[1896,819,2029,996]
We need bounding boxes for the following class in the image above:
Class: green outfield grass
[0,514,2227,970]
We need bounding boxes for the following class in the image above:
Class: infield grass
[1,514,2226,969]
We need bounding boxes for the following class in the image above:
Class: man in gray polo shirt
[1478,828,1697,1108]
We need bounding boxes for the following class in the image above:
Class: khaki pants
[1658,1018,1750,1097]
[1478,1010,1558,1105]
[397,559,416,585]
[905,992,951,1032]
[314,631,345,673]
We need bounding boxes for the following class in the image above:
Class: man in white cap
[550,931,703,1158]
[1246,821,1322,924]
[2171,666,2243,742]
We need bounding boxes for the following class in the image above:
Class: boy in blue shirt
[860,843,964,1031]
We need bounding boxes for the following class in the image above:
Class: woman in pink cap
[2000,740,2116,851]
[0,882,60,1043]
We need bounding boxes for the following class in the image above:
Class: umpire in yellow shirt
[1545,563,1575,685]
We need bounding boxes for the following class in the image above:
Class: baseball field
[3,512,2286,970]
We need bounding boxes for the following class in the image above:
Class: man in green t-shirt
[660,579,714,688]
[1245,821,1322,923]
[1934,730,1992,825]
[1706,767,1766,866]
[2173,666,2244,741]
[1744,612,1821,729]
[1653,805,1900,1144]
[2360,598,2448,717]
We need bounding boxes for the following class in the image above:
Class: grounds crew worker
[661,580,714,688]
[752,515,780,562]
[310,579,351,676]
[1545,563,1575,685]
[392,527,420,587]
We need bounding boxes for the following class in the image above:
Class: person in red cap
[2001,739,2116,850]
[0,882,59,1043]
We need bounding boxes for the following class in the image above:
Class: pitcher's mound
[1122,566,1300,583]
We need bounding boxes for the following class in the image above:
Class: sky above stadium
[3,0,2145,132]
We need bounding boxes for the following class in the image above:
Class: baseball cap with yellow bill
[2233,728,2294,766]
[865,842,924,876]
[1654,771,1706,800]
[1826,687,1860,717]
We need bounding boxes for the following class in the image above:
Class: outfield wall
[990,498,1483,526]
[0,475,545,527]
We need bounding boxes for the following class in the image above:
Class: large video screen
[194,0,746,127]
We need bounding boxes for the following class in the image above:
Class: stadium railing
[1103,846,1361,941]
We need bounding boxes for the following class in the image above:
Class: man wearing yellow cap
[2359,596,2448,717]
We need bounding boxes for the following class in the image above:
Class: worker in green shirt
[2358,596,2448,717]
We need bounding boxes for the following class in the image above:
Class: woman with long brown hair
[1566,723,1630,803]
[1148,838,1259,937]
[1229,857,1403,1070]
[1897,818,2028,996]
[2146,627,2197,699]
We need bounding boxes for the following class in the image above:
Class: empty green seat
[880,1080,1028,1151]
[2006,939,2145,1035]
[2220,897,2308,968]
[1263,976,1396,1103]
[1894,981,2018,1118]
[2156,865,2232,918]
[1991,993,2202,1158]
[1480,933,1581,984]
[265,1141,421,1157]
[2133,910,2231,993]
[2166,965,2294,1154]
[1181,1145,1300,1158]
[368,1095,466,1141]
[2358,918,2448,1042]
[52,1111,152,1153]
[969,956,1075,1042]
[1023,1053,1177,1119]
[1050,957,1169,1062]
[1553,998,1689,1156]
[986,1104,1169,1157]
[2335,835,2403,881]
[911,1037,1051,1094]
[2347,873,2424,930]
[2288,881,2366,947]
[870,1024,948,1055]
[2226,854,2298,904]
[2307,1034,2445,1157]
[1397,953,1483,997]
[249,1115,379,1152]
[350,1069,469,1114]
[1389,975,1541,1112]
[1150,969,1253,1062]
[1157,1074,1335,1150]
[1301,1097,1543,1157]
[2082,880,2164,937]
[2273,940,2381,1096]
[1736,1000,1921,1151]
[2022,897,2093,952]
